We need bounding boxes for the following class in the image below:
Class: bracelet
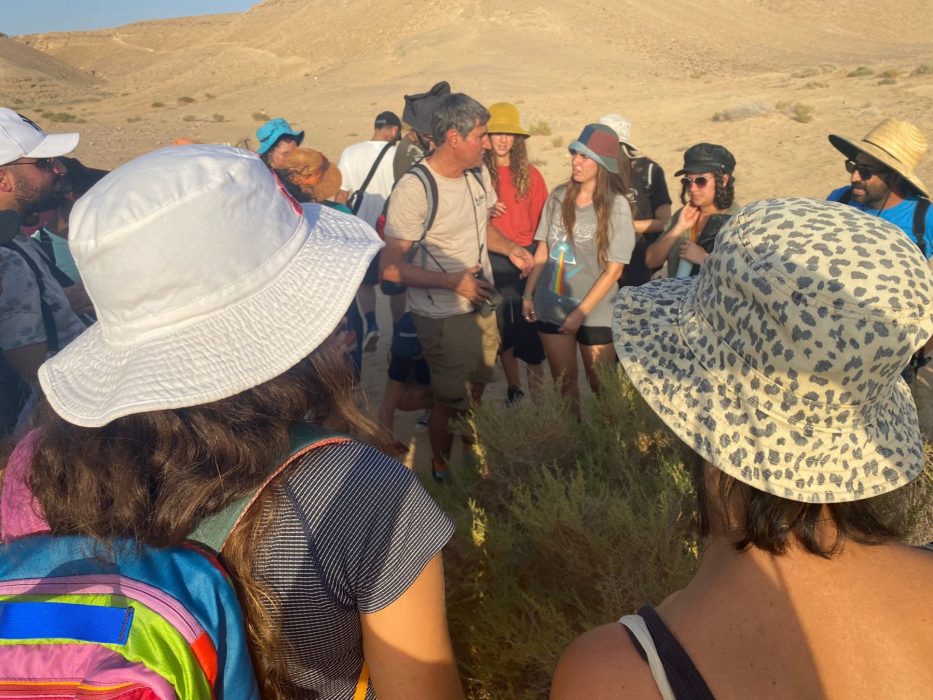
[522,295,534,300]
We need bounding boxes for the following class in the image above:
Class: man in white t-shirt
[338,111,401,351]
[381,93,534,481]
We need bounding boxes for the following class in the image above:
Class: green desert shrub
[528,120,552,136]
[182,114,197,122]
[436,370,699,699]
[712,102,770,122]
[847,66,874,78]
[41,111,84,123]
[911,63,933,76]
[177,95,195,104]
[151,101,165,108]
[212,113,225,123]
[252,111,270,122]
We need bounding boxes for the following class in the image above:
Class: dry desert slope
[2,0,932,202]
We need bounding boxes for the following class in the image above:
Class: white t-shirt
[337,140,397,227]
[384,162,497,318]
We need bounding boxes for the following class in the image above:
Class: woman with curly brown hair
[2,146,464,699]
[483,102,548,403]
[521,124,636,414]
[644,143,738,278]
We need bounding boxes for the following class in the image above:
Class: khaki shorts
[413,311,499,409]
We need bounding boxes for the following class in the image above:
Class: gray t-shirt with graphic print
[533,186,635,328]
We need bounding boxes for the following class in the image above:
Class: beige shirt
[384,162,497,318]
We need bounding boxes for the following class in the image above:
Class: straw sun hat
[39,145,383,427]
[613,197,933,503]
[829,118,929,197]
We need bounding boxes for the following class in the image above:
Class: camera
[472,269,502,318]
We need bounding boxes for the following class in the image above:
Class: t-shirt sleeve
[0,250,46,351]
[534,191,560,243]
[923,205,933,260]
[648,163,672,210]
[608,194,637,265]
[384,173,429,242]
[337,148,356,192]
[529,167,549,232]
[298,441,453,614]
[827,186,850,202]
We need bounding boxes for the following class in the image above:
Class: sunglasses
[681,175,713,188]
[844,159,887,181]
[5,158,56,171]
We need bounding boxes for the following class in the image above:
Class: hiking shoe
[506,385,525,405]
[431,458,451,482]
[364,329,380,352]
[415,411,430,432]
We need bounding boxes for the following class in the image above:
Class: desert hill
[6,0,933,203]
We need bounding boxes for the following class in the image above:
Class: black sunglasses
[5,158,56,171]
[681,175,713,188]
[844,159,887,181]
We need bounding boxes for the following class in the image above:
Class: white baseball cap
[0,108,79,165]
[39,144,383,427]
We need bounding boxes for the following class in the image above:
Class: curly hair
[28,338,387,696]
[559,164,615,269]
[680,170,735,210]
[484,136,531,199]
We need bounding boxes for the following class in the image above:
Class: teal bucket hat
[256,118,304,156]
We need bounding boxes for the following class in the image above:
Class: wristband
[522,295,534,300]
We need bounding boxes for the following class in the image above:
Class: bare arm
[520,240,550,322]
[380,236,491,304]
[487,224,534,277]
[361,554,465,700]
[644,205,697,269]
[633,203,672,235]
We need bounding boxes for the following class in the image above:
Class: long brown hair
[484,136,531,199]
[559,165,615,268]
[29,339,386,695]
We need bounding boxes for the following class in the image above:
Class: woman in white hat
[3,146,464,698]
[521,123,636,414]
[483,102,548,403]
[551,198,933,699]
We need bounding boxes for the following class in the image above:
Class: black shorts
[362,250,382,286]
[496,297,545,364]
[387,355,431,385]
[537,321,613,347]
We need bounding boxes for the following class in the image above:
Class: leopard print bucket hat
[612,197,933,503]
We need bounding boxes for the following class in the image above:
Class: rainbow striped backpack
[0,425,345,699]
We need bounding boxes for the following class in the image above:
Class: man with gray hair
[381,93,533,481]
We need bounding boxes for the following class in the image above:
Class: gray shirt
[533,186,635,328]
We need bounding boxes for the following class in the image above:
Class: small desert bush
[151,101,164,108]
[880,68,901,79]
[212,113,225,123]
[847,66,874,78]
[205,92,216,99]
[177,96,195,104]
[712,102,770,122]
[777,101,815,123]
[436,370,699,699]
[252,111,270,122]
[911,63,933,76]
[804,81,829,89]
[126,116,141,123]
[877,78,897,86]
[41,111,84,123]
[550,135,564,148]
[182,114,197,122]
[528,120,552,136]
[792,67,820,79]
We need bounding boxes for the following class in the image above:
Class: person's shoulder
[827,185,851,202]
[550,622,659,700]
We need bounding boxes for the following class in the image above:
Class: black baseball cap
[374,111,401,129]
[674,143,736,176]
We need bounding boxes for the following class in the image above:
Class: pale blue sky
[4,1,256,36]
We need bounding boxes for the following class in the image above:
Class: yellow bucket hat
[487,102,530,137]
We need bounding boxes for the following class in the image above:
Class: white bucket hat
[39,145,383,427]
[0,108,79,165]
[598,113,633,146]
[613,197,933,504]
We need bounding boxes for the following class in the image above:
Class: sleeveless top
[618,604,715,700]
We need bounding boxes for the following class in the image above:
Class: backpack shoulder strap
[410,162,439,239]
[36,228,55,262]
[189,424,350,552]
[912,197,930,257]
[350,142,394,215]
